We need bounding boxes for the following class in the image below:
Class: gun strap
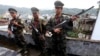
[39,19,42,33]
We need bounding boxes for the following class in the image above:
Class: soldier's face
[33,12,39,18]
[55,7,62,14]
[10,12,17,18]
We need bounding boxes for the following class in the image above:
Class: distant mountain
[0,5,31,15]
[0,4,98,15]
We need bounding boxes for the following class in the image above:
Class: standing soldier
[30,7,46,56]
[46,1,73,56]
[8,8,28,56]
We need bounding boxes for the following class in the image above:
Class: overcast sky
[0,0,99,9]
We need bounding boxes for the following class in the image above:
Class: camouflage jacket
[8,18,25,34]
[46,15,73,35]
[30,18,46,36]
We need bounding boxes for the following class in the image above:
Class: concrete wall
[0,31,35,45]
[0,31,100,56]
[66,38,100,56]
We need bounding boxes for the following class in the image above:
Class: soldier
[8,8,28,56]
[46,1,73,56]
[30,7,46,56]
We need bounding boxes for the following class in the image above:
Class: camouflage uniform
[46,1,73,56]
[30,18,46,50]
[30,7,46,55]
[8,8,28,55]
[46,15,73,56]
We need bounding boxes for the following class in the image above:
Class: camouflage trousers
[45,34,66,56]
[14,33,27,51]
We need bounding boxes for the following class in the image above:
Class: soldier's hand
[29,26,32,29]
[54,28,61,33]
[39,35,45,40]
[46,31,50,33]
[71,15,78,21]
[13,21,18,25]
[8,30,12,34]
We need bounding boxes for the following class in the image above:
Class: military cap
[8,8,17,13]
[54,1,64,7]
[31,7,39,13]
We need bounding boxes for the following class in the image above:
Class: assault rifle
[30,22,45,40]
[45,6,94,37]
[62,6,94,16]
